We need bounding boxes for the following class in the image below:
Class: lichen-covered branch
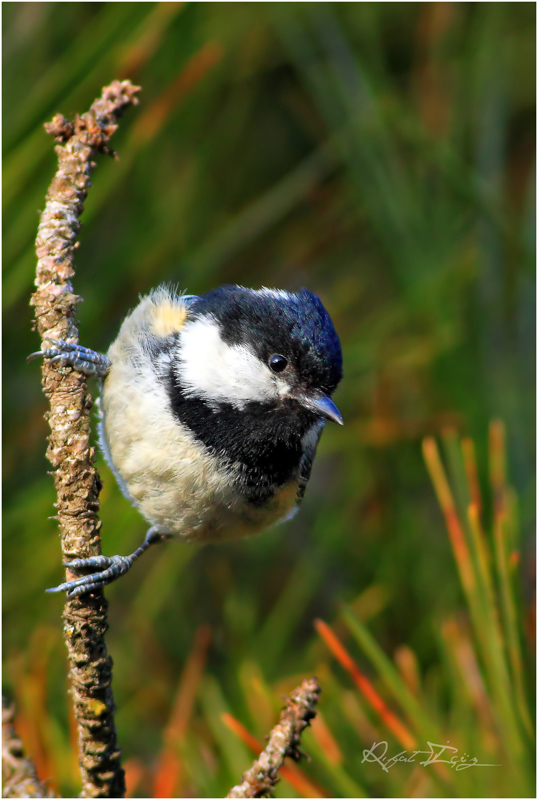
[30,80,140,799]
[2,697,55,798]
[226,677,321,798]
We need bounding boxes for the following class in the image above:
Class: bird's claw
[27,339,111,378]
[47,554,133,598]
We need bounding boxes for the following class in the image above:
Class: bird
[29,284,343,598]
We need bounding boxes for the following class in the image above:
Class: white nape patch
[176,316,286,408]
[259,287,294,301]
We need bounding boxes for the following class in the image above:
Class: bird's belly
[116,448,298,543]
[99,363,299,542]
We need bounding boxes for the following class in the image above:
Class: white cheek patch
[176,316,287,408]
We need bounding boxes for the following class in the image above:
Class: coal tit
[30,285,343,598]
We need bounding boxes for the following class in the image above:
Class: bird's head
[174,286,343,424]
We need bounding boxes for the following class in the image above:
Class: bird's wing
[296,424,324,504]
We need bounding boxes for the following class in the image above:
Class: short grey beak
[304,394,344,425]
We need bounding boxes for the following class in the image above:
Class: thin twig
[2,697,55,798]
[30,80,141,799]
[226,677,321,798]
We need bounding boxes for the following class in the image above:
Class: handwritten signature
[361,741,501,772]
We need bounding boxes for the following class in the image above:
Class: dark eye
[268,354,288,373]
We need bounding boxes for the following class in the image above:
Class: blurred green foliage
[3,3,535,798]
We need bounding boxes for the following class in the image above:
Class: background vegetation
[3,3,535,798]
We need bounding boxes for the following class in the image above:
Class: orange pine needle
[124,758,145,798]
[509,551,520,569]
[315,619,416,751]
[133,42,223,144]
[394,645,421,697]
[311,713,343,766]
[153,625,211,798]
[221,712,262,754]
[117,3,185,78]
[423,438,475,595]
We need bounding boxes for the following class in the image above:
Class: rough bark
[226,677,321,798]
[30,80,141,798]
[2,697,55,798]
